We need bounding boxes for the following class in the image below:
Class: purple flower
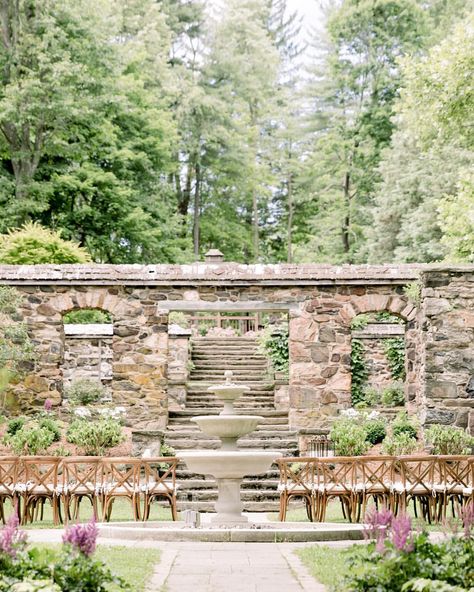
[62,517,98,557]
[391,514,413,552]
[364,507,393,552]
[44,399,53,412]
[0,511,27,558]
[461,502,474,538]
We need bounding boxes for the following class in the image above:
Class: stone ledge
[0,263,426,286]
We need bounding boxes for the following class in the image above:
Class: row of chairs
[0,456,179,525]
[277,455,474,523]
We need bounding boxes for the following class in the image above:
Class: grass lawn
[296,545,349,589]
[268,500,448,532]
[1,498,175,529]
[34,543,160,592]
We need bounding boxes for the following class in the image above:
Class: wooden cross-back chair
[141,457,179,521]
[435,456,472,520]
[20,456,61,525]
[61,457,103,524]
[316,457,356,522]
[102,457,141,521]
[277,457,316,521]
[353,456,394,520]
[0,456,19,524]
[393,456,437,522]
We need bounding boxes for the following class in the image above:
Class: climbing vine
[258,325,289,374]
[350,338,369,406]
[384,338,406,381]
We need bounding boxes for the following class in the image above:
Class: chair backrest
[277,457,317,492]
[0,456,19,494]
[356,456,395,491]
[397,456,437,494]
[141,457,178,495]
[102,457,141,495]
[317,457,356,493]
[437,455,472,492]
[61,457,103,495]
[20,456,60,495]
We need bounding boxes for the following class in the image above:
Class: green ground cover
[33,544,160,592]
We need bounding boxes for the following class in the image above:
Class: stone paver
[26,529,331,592]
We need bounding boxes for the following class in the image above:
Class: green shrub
[38,418,61,443]
[424,425,474,455]
[5,425,56,455]
[7,416,26,436]
[258,325,289,373]
[168,311,190,329]
[382,432,417,455]
[381,382,405,407]
[365,418,387,445]
[0,222,91,264]
[392,411,418,439]
[63,309,112,324]
[338,530,473,592]
[64,379,107,406]
[330,419,370,456]
[66,418,124,456]
[363,386,381,407]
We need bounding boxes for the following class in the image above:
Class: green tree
[368,15,474,262]
[299,0,427,262]
[0,222,91,264]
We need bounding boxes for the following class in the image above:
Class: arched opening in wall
[61,308,113,401]
[350,312,406,410]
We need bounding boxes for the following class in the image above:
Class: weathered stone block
[427,380,458,399]
[424,408,456,425]
[310,344,329,363]
[424,298,451,316]
[319,326,336,342]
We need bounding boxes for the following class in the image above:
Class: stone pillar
[112,297,169,430]
[167,326,192,410]
[420,269,474,433]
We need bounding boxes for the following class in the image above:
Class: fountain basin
[178,450,281,479]
[192,415,262,440]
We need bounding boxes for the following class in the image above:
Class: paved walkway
[27,529,327,592]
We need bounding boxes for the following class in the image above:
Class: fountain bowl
[192,415,262,439]
[178,450,282,479]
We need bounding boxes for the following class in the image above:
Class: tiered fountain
[179,370,282,526]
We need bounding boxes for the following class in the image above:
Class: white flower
[74,407,91,418]
[114,406,126,414]
[340,408,359,418]
[367,410,381,420]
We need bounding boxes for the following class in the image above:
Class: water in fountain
[179,370,282,526]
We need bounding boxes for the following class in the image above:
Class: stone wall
[62,324,113,387]
[420,268,474,433]
[1,262,472,434]
[352,323,405,391]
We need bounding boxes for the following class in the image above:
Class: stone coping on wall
[0,262,438,286]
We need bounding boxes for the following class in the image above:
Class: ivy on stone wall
[350,338,369,405]
[258,325,289,374]
[384,338,406,381]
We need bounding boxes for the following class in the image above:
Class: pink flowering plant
[0,513,130,591]
[337,505,474,591]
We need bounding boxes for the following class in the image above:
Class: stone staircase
[164,337,298,512]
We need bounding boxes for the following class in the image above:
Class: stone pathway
[149,542,325,592]
[26,530,327,592]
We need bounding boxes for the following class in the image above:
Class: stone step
[175,468,282,480]
[192,362,268,370]
[191,354,266,360]
[174,478,280,490]
[166,424,291,433]
[175,501,280,512]
[170,409,287,418]
[185,396,274,404]
[186,384,274,392]
[192,338,260,345]
[168,415,289,426]
[178,489,280,502]
[167,438,297,450]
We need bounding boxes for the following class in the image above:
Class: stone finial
[204,249,224,263]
